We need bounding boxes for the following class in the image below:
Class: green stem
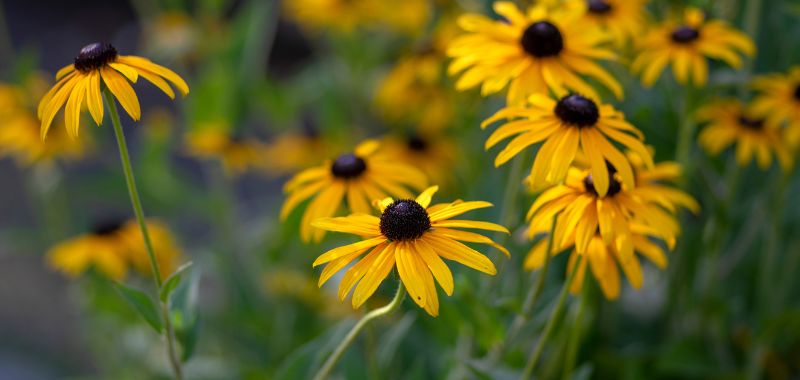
[0,0,12,73]
[561,287,589,380]
[520,256,582,380]
[104,90,183,380]
[487,214,559,364]
[312,283,406,380]
[675,86,697,170]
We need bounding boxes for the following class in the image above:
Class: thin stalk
[520,256,583,380]
[0,0,12,72]
[312,283,406,380]
[486,214,559,364]
[675,86,697,171]
[105,90,183,380]
[561,287,589,380]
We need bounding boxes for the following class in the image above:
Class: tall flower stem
[675,85,697,171]
[486,214,559,365]
[561,286,589,380]
[312,283,406,380]
[104,90,183,380]
[520,256,582,380]
[0,0,12,72]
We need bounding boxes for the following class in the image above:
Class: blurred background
[1,0,799,379]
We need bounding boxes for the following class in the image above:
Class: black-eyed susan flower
[631,7,754,87]
[566,0,648,47]
[259,122,339,176]
[697,99,792,170]
[38,42,189,139]
[285,0,429,35]
[47,218,183,281]
[184,125,264,175]
[382,133,458,187]
[0,82,88,166]
[751,66,800,148]
[311,186,509,316]
[447,1,621,104]
[524,162,693,299]
[483,93,652,195]
[376,51,454,133]
[281,140,428,243]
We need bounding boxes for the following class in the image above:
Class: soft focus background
[1,0,799,379]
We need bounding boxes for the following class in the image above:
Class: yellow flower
[260,128,339,177]
[376,52,454,133]
[281,140,428,243]
[47,219,183,281]
[697,99,793,170]
[312,186,509,316]
[184,126,263,175]
[143,11,199,63]
[482,93,652,195]
[566,0,649,47]
[631,7,754,87]
[524,162,692,299]
[382,133,459,187]
[38,42,189,139]
[0,82,88,166]
[448,1,621,104]
[750,66,800,148]
[285,0,429,35]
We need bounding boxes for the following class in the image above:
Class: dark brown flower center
[91,218,125,236]
[583,172,622,197]
[793,84,800,101]
[555,94,599,127]
[331,153,367,179]
[407,135,428,152]
[74,42,118,73]
[738,116,764,130]
[521,21,564,58]
[379,199,431,241]
[670,26,700,43]
[587,0,612,14]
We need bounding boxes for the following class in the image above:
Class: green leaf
[160,261,194,302]
[116,283,163,333]
[171,270,201,362]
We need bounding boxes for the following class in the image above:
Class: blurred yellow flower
[185,126,264,175]
[566,0,648,47]
[281,140,428,243]
[285,0,429,35]
[39,42,189,139]
[47,219,183,281]
[0,81,88,166]
[525,162,692,299]
[312,186,508,316]
[448,1,621,104]
[259,129,337,177]
[483,93,652,196]
[751,66,800,148]
[631,7,754,87]
[143,11,199,63]
[382,133,458,187]
[697,99,792,170]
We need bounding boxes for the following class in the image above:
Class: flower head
[631,7,754,87]
[697,99,793,170]
[39,42,189,139]
[448,1,621,104]
[382,133,458,186]
[184,125,264,175]
[47,218,183,281]
[525,160,696,299]
[312,186,509,316]
[281,140,428,243]
[750,66,800,148]
[482,93,652,195]
[567,0,648,47]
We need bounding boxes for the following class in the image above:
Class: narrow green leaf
[116,283,163,333]
[159,261,194,302]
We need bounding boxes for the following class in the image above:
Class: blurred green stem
[520,256,582,380]
[105,90,184,380]
[561,286,589,380]
[487,214,559,364]
[0,0,12,71]
[675,86,697,171]
[312,283,406,380]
